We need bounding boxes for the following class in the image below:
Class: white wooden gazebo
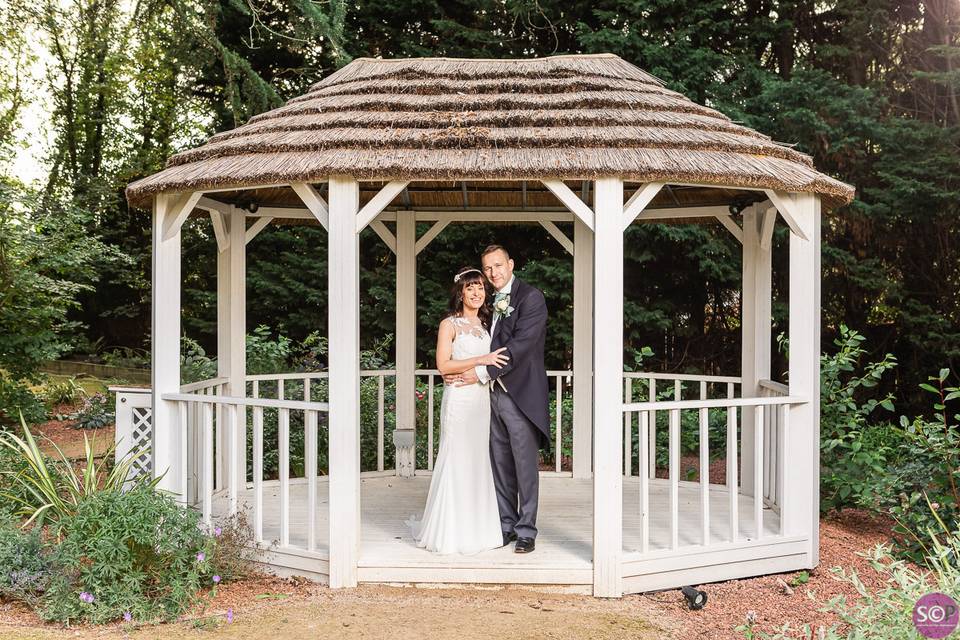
[122,54,854,597]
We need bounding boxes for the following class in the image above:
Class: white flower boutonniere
[493,294,514,319]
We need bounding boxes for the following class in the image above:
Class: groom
[448,245,550,554]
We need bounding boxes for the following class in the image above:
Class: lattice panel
[130,406,153,478]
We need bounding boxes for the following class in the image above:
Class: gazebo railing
[758,379,789,512]
[621,392,805,555]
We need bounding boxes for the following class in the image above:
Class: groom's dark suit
[483,277,550,540]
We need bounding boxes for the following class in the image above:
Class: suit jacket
[485,277,551,451]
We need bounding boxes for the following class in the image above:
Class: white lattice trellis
[111,387,153,482]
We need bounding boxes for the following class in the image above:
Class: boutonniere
[493,294,514,319]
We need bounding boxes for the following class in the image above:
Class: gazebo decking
[207,475,785,590]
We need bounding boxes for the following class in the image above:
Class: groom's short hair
[482,244,510,260]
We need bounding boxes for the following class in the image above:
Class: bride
[406,267,510,554]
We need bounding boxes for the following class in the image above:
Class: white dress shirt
[476,275,515,388]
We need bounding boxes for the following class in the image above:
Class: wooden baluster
[279,407,290,547]
[754,405,764,540]
[555,375,563,473]
[306,409,318,551]
[726,382,739,542]
[699,406,710,546]
[669,408,680,550]
[648,378,657,480]
[639,410,650,553]
[377,375,385,472]
[252,386,263,544]
[202,402,213,528]
[623,378,632,476]
[427,375,435,471]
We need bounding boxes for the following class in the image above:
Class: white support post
[785,193,821,567]
[216,207,247,493]
[572,216,593,479]
[592,177,623,597]
[394,211,417,477]
[328,176,361,588]
[740,204,772,498]
[151,194,183,496]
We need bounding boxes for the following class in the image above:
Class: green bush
[0,418,156,526]
[0,520,52,608]
[0,374,46,427]
[39,376,86,407]
[41,487,219,624]
[871,369,960,563]
[818,326,898,513]
[72,391,114,429]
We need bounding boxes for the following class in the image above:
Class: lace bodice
[445,316,491,361]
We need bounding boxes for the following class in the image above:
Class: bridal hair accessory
[453,268,482,283]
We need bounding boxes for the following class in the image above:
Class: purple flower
[226,607,233,623]
[196,552,205,562]
[123,612,132,622]
[212,575,221,584]
[213,526,222,537]
[79,591,94,604]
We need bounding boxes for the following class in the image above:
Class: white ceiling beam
[764,190,809,241]
[209,211,229,253]
[161,191,202,241]
[622,182,665,230]
[539,220,574,255]
[245,216,274,244]
[630,205,732,221]
[368,219,397,254]
[715,215,743,243]
[196,196,231,215]
[290,182,329,230]
[415,220,450,255]
[542,180,594,231]
[356,180,409,233]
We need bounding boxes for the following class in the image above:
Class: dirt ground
[0,508,898,640]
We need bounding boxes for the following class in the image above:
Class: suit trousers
[489,385,541,539]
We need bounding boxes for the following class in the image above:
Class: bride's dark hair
[447,267,493,330]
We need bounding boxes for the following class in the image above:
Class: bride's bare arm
[435,319,509,375]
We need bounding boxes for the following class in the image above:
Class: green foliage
[818,326,898,513]
[72,392,114,429]
[737,501,960,639]
[246,325,293,375]
[40,487,219,624]
[0,374,46,426]
[872,370,960,564]
[180,337,217,385]
[0,417,157,526]
[39,376,86,407]
[0,520,51,608]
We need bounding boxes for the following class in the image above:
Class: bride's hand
[479,347,509,368]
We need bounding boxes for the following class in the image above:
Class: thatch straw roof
[126,54,854,211]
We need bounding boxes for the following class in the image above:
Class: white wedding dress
[406,316,503,554]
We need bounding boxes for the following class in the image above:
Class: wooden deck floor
[216,474,780,578]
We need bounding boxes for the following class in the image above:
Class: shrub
[72,392,114,429]
[0,375,46,427]
[39,376,86,407]
[818,325,898,513]
[0,520,53,608]
[871,369,960,563]
[0,417,157,526]
[41,487,218,624]
[180,337,217,385]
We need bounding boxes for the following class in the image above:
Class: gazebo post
[151,193,183,496]
[740,202,773,498]
[572,217,594,479]
[218,206,247,496]
[592,177,624,597]
[785,193,821,566]
[328,176,362,588]
[394,211,417,477]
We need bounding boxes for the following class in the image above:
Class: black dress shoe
[502,531,518,547]
[514,537,535,553]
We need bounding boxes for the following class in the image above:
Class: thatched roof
[126,54,855,211]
